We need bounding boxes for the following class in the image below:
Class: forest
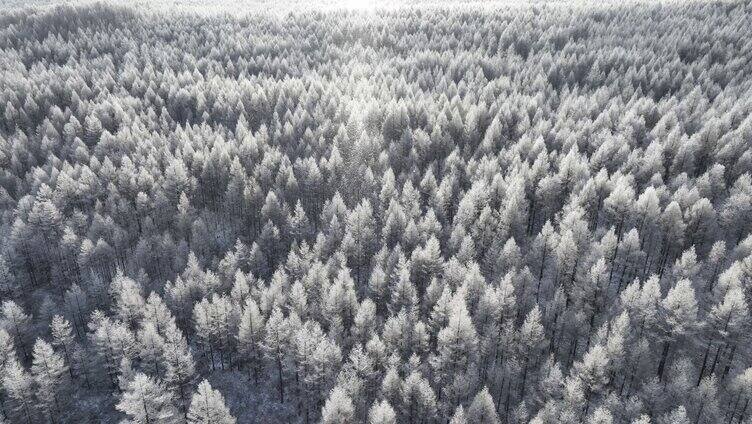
[0,0,751,423]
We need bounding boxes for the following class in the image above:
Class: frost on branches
[0,1,752,423]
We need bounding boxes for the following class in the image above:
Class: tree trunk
[708,343,725,378]
[722,344,737,381]
[208,343,215,371]
[519,358,528,401]
[695,400,705,424]
[495,373,505,412]
[536,246,547,303]
[143,398,151,424]
[738,398,749,423]
[277,355,285,403]
[697,339,712,386]
[657,341,671,381]
[726,393,740,424]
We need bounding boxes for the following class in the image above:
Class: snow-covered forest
[0,1,751,423]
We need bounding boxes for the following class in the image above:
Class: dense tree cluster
[1,1,752,422]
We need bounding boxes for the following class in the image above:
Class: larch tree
[49,316,75,378]
[236,298,265,383]
[661,405,690,424]
[603,176,635,239]
[343,199,377,285]
[368,399,396,424]
[699,285,748,384]
[401,371,437,424]
[0,328,16,371]
[162,321,196,412]
[88,313,137,388]
[138,323,165,376]
[321,386,355,424]
[573,344,610,417]
[2,360,33,424]
[186,380,236,424]
[466,387,500,424]
[587,406,614,424]
[116,373,177,424]
[431,292,478,410]
[30,339,68,422]
[294,320,327,423]
[518,305,545,400]
[0,301,31,360]
[657,279,699,381]
[262,307,290,403]
[449,405,467,424]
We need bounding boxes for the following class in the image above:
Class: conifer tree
[658,279,699,380]
[368,400,396,424]
[0,301,31,360]
[322,386,355,424]
[467,387,500,424]
[262,307,290,403]
[187,380,236,424]
[31,339,68,422]
[116,373,177,424]
[162,321,195,412]
[49,316,75,377]
[2,360,33,424]
[237,298,265,383]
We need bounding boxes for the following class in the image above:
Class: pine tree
[661,405,690,424]
[138,323,165,376]
[431,293,477,409]
[88,313,137,387]
[380,367,402,411]
[531,221,557,301]
[187,380,236,424]
[143,293,174,336]
[2,360,33,424]
[573,344,609,416]
[289,200,312,242]
[116,373,177,424]
[343,199,377,284]
[31,339,68,422]
[603,176,635,239]
[401,371,437,424]
[410,236,443,292]
[112,272,145,327]
[193,295,237,371]
[518,306,545,399]
[389,257,418,314]
[162,321,195,412]
[324,268,359,330]
[467,387,500,424]
[118,357,136,392]
[368,399,396,424]
[49,316,75,377]
[0,255,15,297]
[449,405,468,424]
[0,328,15,371]
[0,301,31,360]
[237,298,265,382]
[657,279,699,380]
[83,115,103,146]
[322,386,355,424]
[262,307,290,403]
[587,406,613,424]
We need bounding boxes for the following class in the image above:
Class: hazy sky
[0,0,700,15]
